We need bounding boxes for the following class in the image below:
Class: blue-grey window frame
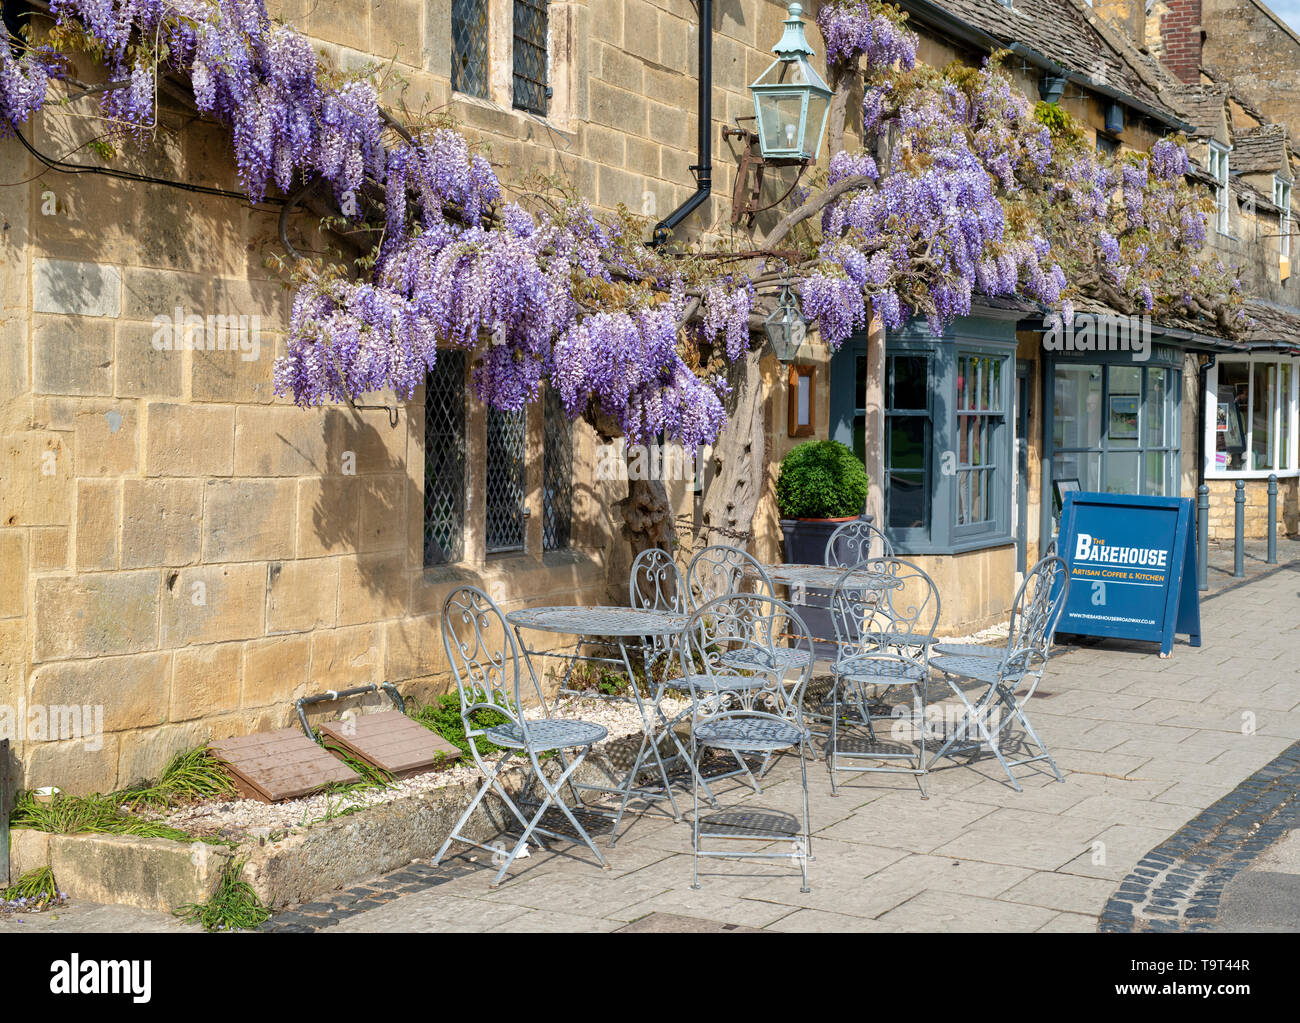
[883,316,1018,555]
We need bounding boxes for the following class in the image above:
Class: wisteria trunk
[697,349,766,555]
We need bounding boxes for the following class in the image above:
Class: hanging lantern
[765,284,807,364]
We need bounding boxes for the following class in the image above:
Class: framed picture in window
[1108,395,1140,439]
[1053,477,1081,517]
[788,364,815,437]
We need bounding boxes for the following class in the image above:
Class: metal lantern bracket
[723,120,810,226]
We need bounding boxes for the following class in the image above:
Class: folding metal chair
[679,594,815,893]
[827,558,940,797]
[928,555,1070,791]
[824,517,895,567]
[434,586,610,887]
[629,547,687,613]
[686,543,774,608]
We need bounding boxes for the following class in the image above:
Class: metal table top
[759,563,905,591]
[506,605,689,637]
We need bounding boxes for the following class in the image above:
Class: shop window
[452,0,490,99]
[1209,356,1298,475]
[1050,362,1181,500]
[955,353,1005,529]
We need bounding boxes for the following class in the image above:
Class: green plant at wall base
[1,866,61,908]
[116,746,239,811]
[775,440,870,519]
[175,858,270,932]
[406,693,510,760]
[10,791,192,842]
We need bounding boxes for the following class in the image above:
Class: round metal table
[506,605,691,845]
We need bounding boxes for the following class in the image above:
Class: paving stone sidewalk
[282,558,1300,933]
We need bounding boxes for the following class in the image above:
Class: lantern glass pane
[805,92,829,158]
[759,93,806,156]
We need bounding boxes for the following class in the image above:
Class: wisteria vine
[0,0,1247,448]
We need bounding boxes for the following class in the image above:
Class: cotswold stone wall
[1205,477,1299,538]
[1201,0,1300,140]
[0,0,814,793]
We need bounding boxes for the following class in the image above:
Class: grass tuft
[117,746,239,811]
[1,866,61,909]
[9,790,192,842]
[175,857,270,932]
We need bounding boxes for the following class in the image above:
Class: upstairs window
[512,0,550,115]
[452,0,490,99]
[1275,176,1293,262]
[1207,142,1230,235]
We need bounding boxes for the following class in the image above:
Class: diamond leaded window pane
[453,0,489,99]
[543,388,572,551]
[486,406,527,553]
[424,351,467,566]
[512,0,549,115]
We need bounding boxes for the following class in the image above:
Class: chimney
[1091,0,1148,49]
[1155,0,1204,83]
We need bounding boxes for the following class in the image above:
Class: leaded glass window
[424,351,467,566]
[452,0,489,99]
[486,407,527,553]
[512,0,549,115]
[543,388,572,550]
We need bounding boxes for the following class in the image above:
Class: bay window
[1208,142,1230,235]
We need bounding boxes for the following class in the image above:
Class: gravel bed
[146,694,686,842]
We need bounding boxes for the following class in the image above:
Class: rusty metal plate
[318,711,461,778]
[210,728,359,803]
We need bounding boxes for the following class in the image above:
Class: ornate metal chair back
[629,547,687,613]
[686,544,775,610]
[1000,554,1070,695]
[830,557,941,656]
[824,518,895,567]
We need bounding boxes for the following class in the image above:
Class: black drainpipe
[652,0,712,246]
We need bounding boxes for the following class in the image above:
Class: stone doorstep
[2,750,639,914]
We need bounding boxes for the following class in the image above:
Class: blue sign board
[1057,492,1201,657]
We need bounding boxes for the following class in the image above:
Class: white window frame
[1275,175,1293,261]
[1207,142,1231,235]
[1203,354,1300,478]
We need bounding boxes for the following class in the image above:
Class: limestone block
[0,530,26,618]
[21,734,121,795]
[242,632,312,706]
[115,321,185,398]
[201,478,295,562]
[121,478,202,568]
[0,431,73,526]
[32,258,121,318]
[267,557,340,634]
[310,624,382,689]
[73,402,139,476]
[171,642,242,722]
[337,551,410,626]
[32,314,114,395]
[159,562,265,648]
[29,651,170,732]
[143,402,235,477]
[30,526,68,571]
[296,475,362,557]
[120,266,211,321]
[33,571,159,661]
[75,478,120,571]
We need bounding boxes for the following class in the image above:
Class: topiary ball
[775,440,869,519]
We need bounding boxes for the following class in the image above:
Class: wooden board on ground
[210,728,360,803]
[318,711,461,778]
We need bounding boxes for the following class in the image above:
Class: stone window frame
[1203,353,1300,480]
[422,367,574,571]
[1207,141,1231,236]
[447,0,576,131]
[1273,175,1293,263]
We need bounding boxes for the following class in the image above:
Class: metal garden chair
[434,586,611,887]
[629,547,687,613]
[928,554,1070,792]
[827,558,940,797]
[824,517,895,567]
[686,543,774,608]
[678,594,815,893]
